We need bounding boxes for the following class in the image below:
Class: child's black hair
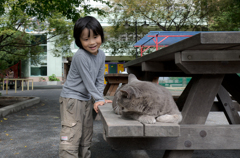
[74,16,104,49]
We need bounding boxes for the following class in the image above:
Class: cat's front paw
[138,115,156,124]
[156,114,182,123]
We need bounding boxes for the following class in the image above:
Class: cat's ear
[120,90,131,99]
[128,74,138,83]
[120,87,140,99]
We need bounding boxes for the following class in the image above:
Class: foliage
[39,77,46,82]
[0,0,112,22]
[0,8,72,70]
[48,74,60,81]
[106,0,219,31]
[0,0,112,71]
[102,18,160,57]
[102,0,220,56]
[209,0,240,31]
[103,41,135,56]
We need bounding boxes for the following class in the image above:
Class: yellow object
[2,78,34,94]
[117,64,124,73]
[104,64,109,84]
[105,64,108,73]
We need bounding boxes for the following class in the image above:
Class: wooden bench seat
[99,103,240,150]
[99,102,237,138]
[99,103,180,137]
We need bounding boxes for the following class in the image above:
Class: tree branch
[0,49,28,57]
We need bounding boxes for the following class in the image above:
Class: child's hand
[94,100,113,113]
[105,100,112,103]
[94,101,105,113]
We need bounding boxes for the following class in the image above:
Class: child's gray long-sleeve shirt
[60,48,105,103]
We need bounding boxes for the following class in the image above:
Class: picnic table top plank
[124,32,240,68]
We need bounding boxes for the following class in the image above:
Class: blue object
[134,31,203,47]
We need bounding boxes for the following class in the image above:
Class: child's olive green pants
[59,97,93,158]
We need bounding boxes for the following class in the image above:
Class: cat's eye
[122,95,127,98]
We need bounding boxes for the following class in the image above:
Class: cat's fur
[112,74,182,124]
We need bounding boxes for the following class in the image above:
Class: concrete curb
[0,96,40,117]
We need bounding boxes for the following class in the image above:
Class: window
[30,35,47,76]
[31,67,47,76]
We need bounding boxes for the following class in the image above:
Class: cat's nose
[122,107,124,110]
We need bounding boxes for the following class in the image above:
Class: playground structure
[1,61,22,89]
[134,31,206,56]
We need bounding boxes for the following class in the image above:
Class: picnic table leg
[216,85,240,124]
[222,74,240,104]
[103,82,110,96]
[180,74,224,123]
[162,74,224,158]
[22,80,23,91]
[107,84,119,96]
[6,79,8,94]
[15,79,17,93]
[176,76,195,111]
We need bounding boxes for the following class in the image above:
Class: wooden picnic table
[103,73,128,96]
[99,32,240,158]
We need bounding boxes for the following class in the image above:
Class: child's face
[80,28,102,55]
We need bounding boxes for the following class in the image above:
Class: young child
[7,68,14,78]
[59,16,112,158]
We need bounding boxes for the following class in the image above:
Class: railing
[2,78,34,94]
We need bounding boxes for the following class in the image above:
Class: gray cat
[112,74,182,124]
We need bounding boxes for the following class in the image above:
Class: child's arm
[95,59,105,97]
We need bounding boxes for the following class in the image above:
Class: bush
[39,77,46,82]
[48,74,60,81]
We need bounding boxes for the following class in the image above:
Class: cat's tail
[156,113,182,123]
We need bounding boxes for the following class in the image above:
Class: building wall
[21,60,30,78]
[20,35,63,82]
[47,41,62,78]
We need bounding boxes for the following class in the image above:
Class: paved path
[0,88,240,158]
